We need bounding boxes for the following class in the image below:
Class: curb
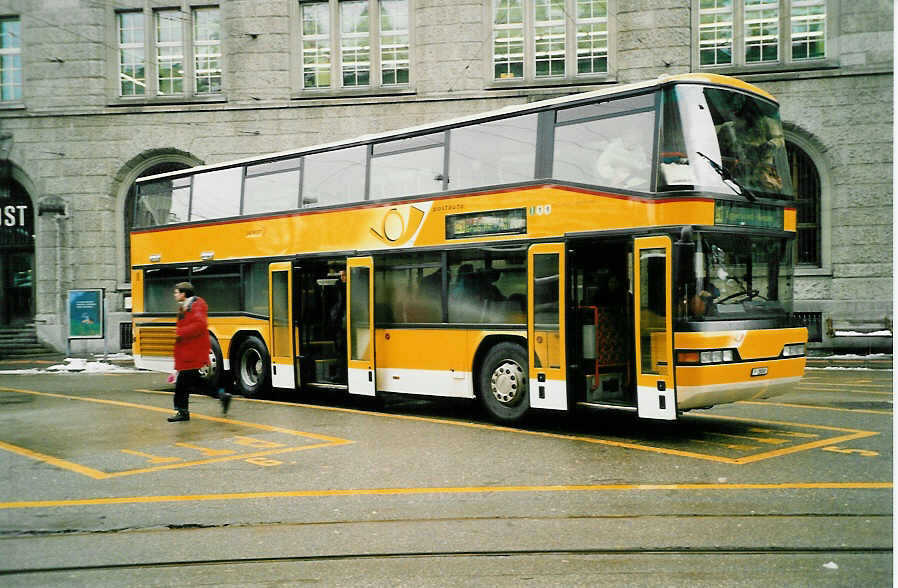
[806,357,893,370]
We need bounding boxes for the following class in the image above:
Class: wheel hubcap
[241,349,262,387]
[490,359,525,405]
[199,351,217,380]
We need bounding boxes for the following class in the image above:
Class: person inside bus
[167,281,231,422]
[482,269,504,302]
[450,264,479,322]
[690,278,720,318]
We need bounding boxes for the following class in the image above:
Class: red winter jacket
[174,296,210,371]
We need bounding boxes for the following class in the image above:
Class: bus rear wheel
[479,342,529,424]
[235,335,270,397]
[198,335,223,390]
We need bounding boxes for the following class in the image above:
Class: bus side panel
[372,328,527,399]
[374,328,470,398]
[130,269,144,314]
[133,323,176,373]
[130,189,717,267]
[207,317,269,372]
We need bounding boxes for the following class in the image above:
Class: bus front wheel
[478,342,530,424]
[235,335,270,397]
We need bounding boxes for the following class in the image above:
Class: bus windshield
[681,232,794,323]
[658,85,794,199]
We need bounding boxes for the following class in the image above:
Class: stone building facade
[0,0,891,353]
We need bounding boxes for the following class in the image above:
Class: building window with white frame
[0,16,22,102]
[379,0,409,85]
[117,11,146,96]
[155,9,184,95]
[299,0,410,91]
[193,7,222,94]
[341,0,371,87]
[493,0,609,82]
[116,5,221,99]
[697,0,826,68]
[492,0,608,82]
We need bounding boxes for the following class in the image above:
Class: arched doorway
[0,176,34,325]
[786,141,822,267]
[122,160,196,281]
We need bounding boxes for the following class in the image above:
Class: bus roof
[137,73,776,184]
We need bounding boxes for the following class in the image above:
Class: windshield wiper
[695,151,757,202]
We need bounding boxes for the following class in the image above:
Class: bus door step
[576,401,637,413]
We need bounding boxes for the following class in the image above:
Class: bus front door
[527,243,567,410]
[269,261,297,389]
[347,257,376,396]
[633,237,676,419]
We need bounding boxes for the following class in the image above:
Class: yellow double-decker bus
[131,73,807,424]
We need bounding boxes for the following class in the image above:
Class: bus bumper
[675,357,805,410]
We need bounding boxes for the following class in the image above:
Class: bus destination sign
[714,201,783,230]
[446,208,527,240]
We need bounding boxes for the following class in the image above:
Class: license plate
[751,367,768,377]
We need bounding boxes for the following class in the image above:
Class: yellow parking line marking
[797,384,892,395]
[174,442,237,457]
[120,449,182,464]
[708,433,789,445]
[747,427,818,438]
[688,412,880,464]
[0,440,109,480]
[191,390,880,465]
[738,400,892,415]
[105,442,346,478]
[691,439,758,451]
[0,481,891,510]
[0,387,354,479]
[798,382,888,389]
[0,387,349,443]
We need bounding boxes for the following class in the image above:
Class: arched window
[123,162,190,280]
[786,141,821,266]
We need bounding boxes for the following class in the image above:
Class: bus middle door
[347,257,376,396]
[268,261,297,389]
[527,243,568,410]
[633,236,676,419]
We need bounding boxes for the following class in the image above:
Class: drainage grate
[793,312,822,342]
[119,321,133,350]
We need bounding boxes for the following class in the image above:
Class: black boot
[167,410,190,422]
[218,389,231,415]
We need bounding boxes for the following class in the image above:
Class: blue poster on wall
[68,289,104,339]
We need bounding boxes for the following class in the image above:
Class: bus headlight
[677,349,737,365]
[782,343,806,357]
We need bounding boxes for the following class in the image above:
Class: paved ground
[0,355,891,586]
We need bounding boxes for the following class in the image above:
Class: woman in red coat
[168,281,231,422]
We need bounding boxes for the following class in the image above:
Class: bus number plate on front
[751,367,769,377]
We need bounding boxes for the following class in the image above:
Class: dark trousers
[173,369,215,411]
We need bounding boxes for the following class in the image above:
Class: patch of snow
[833,330,892,337]
[43,357,141,374]
[93,352,134,361]
[806,366,887,371]
[818,353,891,359]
